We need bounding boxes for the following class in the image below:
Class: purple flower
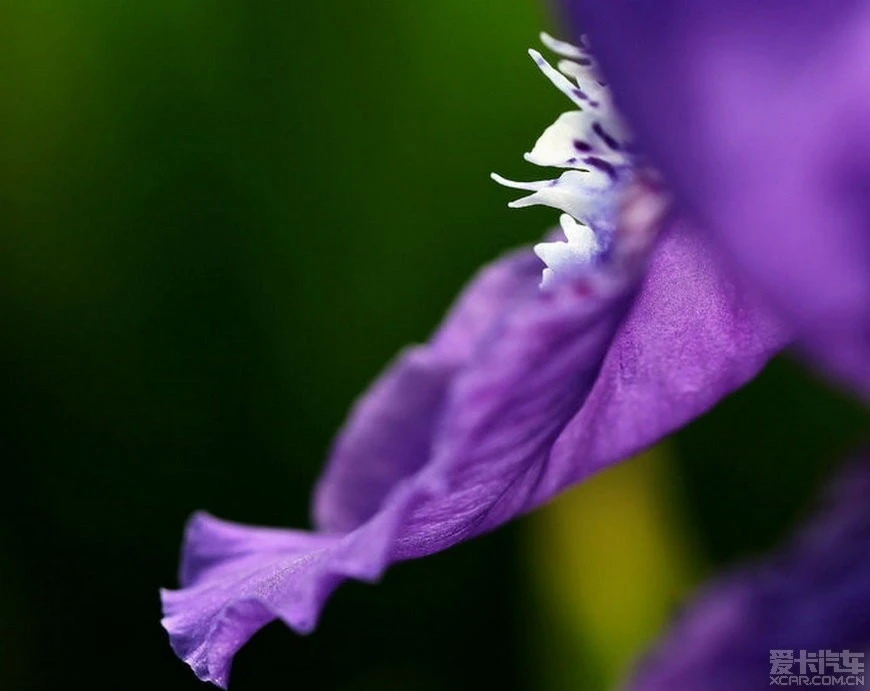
[161,36,786,687]
[560,1,870,395]
[627,454,870,691]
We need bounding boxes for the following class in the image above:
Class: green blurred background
[1,2,866,690]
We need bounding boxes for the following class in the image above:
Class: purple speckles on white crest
[493,34,642,288]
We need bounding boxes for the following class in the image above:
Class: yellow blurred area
[525,447,701,690]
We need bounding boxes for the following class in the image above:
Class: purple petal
[162,221,787,686]
[628,455,870,691]
[562,1,870,395]
[529,218,789,502]
[161,516,342,688]
[313,249,542,534]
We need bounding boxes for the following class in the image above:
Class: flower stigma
[493,33,667,289]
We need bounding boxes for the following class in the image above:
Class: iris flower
[561,1,870,396]
[627,454,870,691]
[161,33,788,687]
